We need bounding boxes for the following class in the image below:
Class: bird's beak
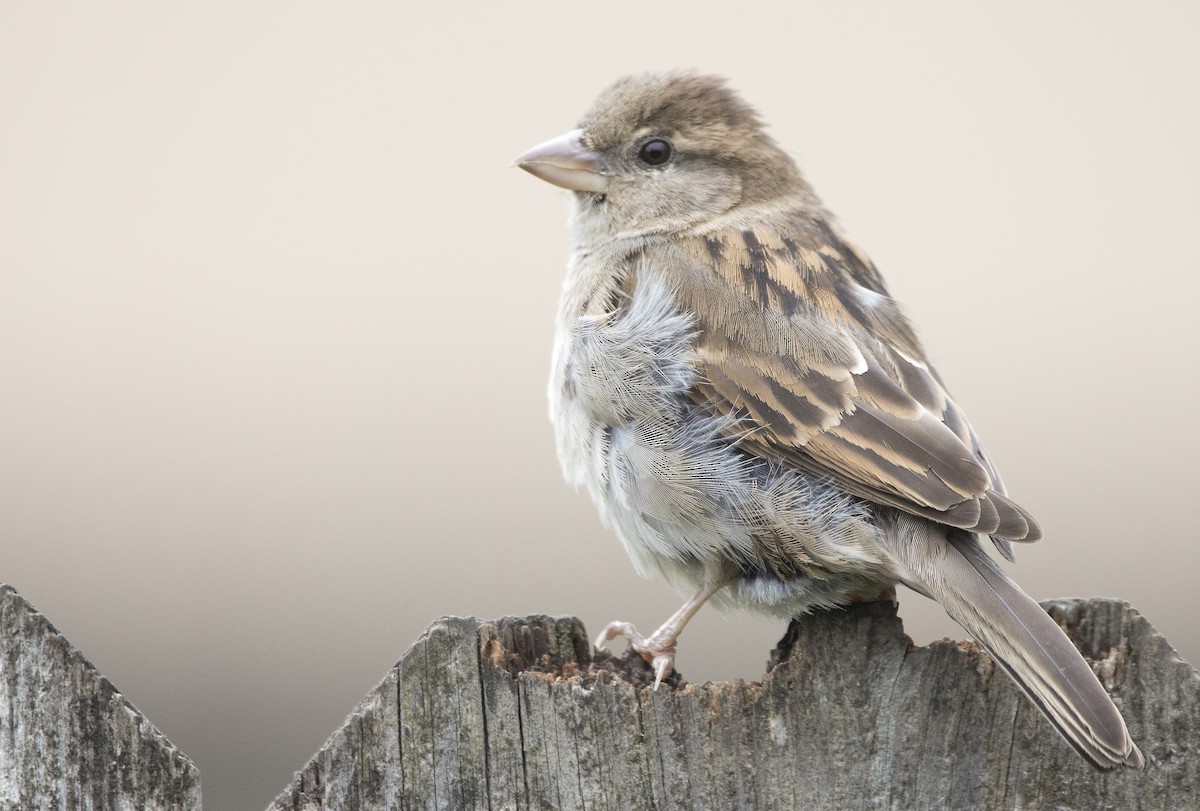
[514,129,609,193]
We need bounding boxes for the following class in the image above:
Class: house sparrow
[516,72,1142,770]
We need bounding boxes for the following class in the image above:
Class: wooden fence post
[3,580,1194,809]
[0,584,201,810]
[268,599,1197,811]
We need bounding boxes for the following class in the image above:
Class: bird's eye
[637,138,672,166]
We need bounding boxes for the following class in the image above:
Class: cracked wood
[267,599,1198,811]
[0,584,201,811]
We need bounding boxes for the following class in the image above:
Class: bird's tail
[883,515,1143,770]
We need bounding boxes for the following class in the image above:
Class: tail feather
[886,515,1143,769]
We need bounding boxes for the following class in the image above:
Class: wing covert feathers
[660,218,1041,543]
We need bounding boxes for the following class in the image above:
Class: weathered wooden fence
[268,599,1197,810]
[1,580,1197,810]
[0,584,200,810]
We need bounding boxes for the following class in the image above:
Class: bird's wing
[651,216,1039,547]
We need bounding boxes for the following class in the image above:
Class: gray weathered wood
[0,584,201,811]
[270,595,1200,811]
[268,599,1198,811]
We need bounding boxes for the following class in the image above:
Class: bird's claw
[648,652,674,689]
[595,620,678,689]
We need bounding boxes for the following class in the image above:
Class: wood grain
[268,599,1196,810]
[0,584,200,811]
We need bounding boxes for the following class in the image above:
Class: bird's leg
[595,577,732,689]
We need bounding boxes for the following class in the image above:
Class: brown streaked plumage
[516,71,1142,770]
[664,222,1035,551]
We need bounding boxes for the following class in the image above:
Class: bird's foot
[595,620,677,689]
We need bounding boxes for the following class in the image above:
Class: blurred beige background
[2,3,1197,808]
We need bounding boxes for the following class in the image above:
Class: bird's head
[516,72,811,243]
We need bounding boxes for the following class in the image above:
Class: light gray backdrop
[2,3,1197,809]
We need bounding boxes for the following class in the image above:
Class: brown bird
[516,71,1142,770]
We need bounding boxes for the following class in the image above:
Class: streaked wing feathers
[656,218,1040,544]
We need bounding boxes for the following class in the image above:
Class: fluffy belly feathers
[550,259,898,616]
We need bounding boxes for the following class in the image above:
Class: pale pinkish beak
[514,129,609,193]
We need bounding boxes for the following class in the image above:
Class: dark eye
[637,138,672,166]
